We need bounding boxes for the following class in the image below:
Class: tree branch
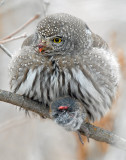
[0,44,12,58]
[0,33,27,44]
[42,0,50,17]
[1,14,40,41]
[80,123,126,150]
[0,0,5,7]
[0,89,49,118]
[0,89,126,150]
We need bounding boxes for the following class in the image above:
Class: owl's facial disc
[37,36,64,55]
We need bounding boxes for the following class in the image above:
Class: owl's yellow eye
[53,37,62,43]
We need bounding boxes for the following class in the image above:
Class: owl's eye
[53,37,62,43]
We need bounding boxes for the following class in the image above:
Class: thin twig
[0,33,27,44]
[0,0,5,7]
[1,14,40,41]
[0,44,12,58]
[43,0,50,17]
[0,89,126,150]
[40,0,50,17]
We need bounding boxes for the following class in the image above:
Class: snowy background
[0,0,126,159]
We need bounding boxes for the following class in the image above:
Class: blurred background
[0,0,126,159]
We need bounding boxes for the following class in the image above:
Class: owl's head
[34,13,93,56]
[50,97,87,131]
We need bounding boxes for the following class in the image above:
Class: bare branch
[40,0,50,17]
[43,0,50,17]
[0,89,49,118]
[0,0,5,7]
[0,89,126,150]
[80,123,126,151]
[0,33,27,44]
[1,14,40,41]
[0,44,12,58]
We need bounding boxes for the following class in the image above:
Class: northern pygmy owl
[9,13,119,124]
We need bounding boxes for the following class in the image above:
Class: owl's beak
[38,39,53,54]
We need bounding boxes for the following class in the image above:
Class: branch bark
[80,123,126,150]
[0,89,126,151]
[0,89,49,118]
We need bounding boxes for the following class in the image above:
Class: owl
[9,13,119,125]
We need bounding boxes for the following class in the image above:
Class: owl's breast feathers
[9,46,119,122]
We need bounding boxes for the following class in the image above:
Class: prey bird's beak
[38,39,53,54]
[38,44,45,53]
[38,39,46,53]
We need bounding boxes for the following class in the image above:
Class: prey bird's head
[50,97,87,131]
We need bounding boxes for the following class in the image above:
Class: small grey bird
[50,97,87,132]
[50,96,89,143]
[9,13,119,129]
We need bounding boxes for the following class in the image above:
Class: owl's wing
[92,33,109,50]
[21,33,38,48]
